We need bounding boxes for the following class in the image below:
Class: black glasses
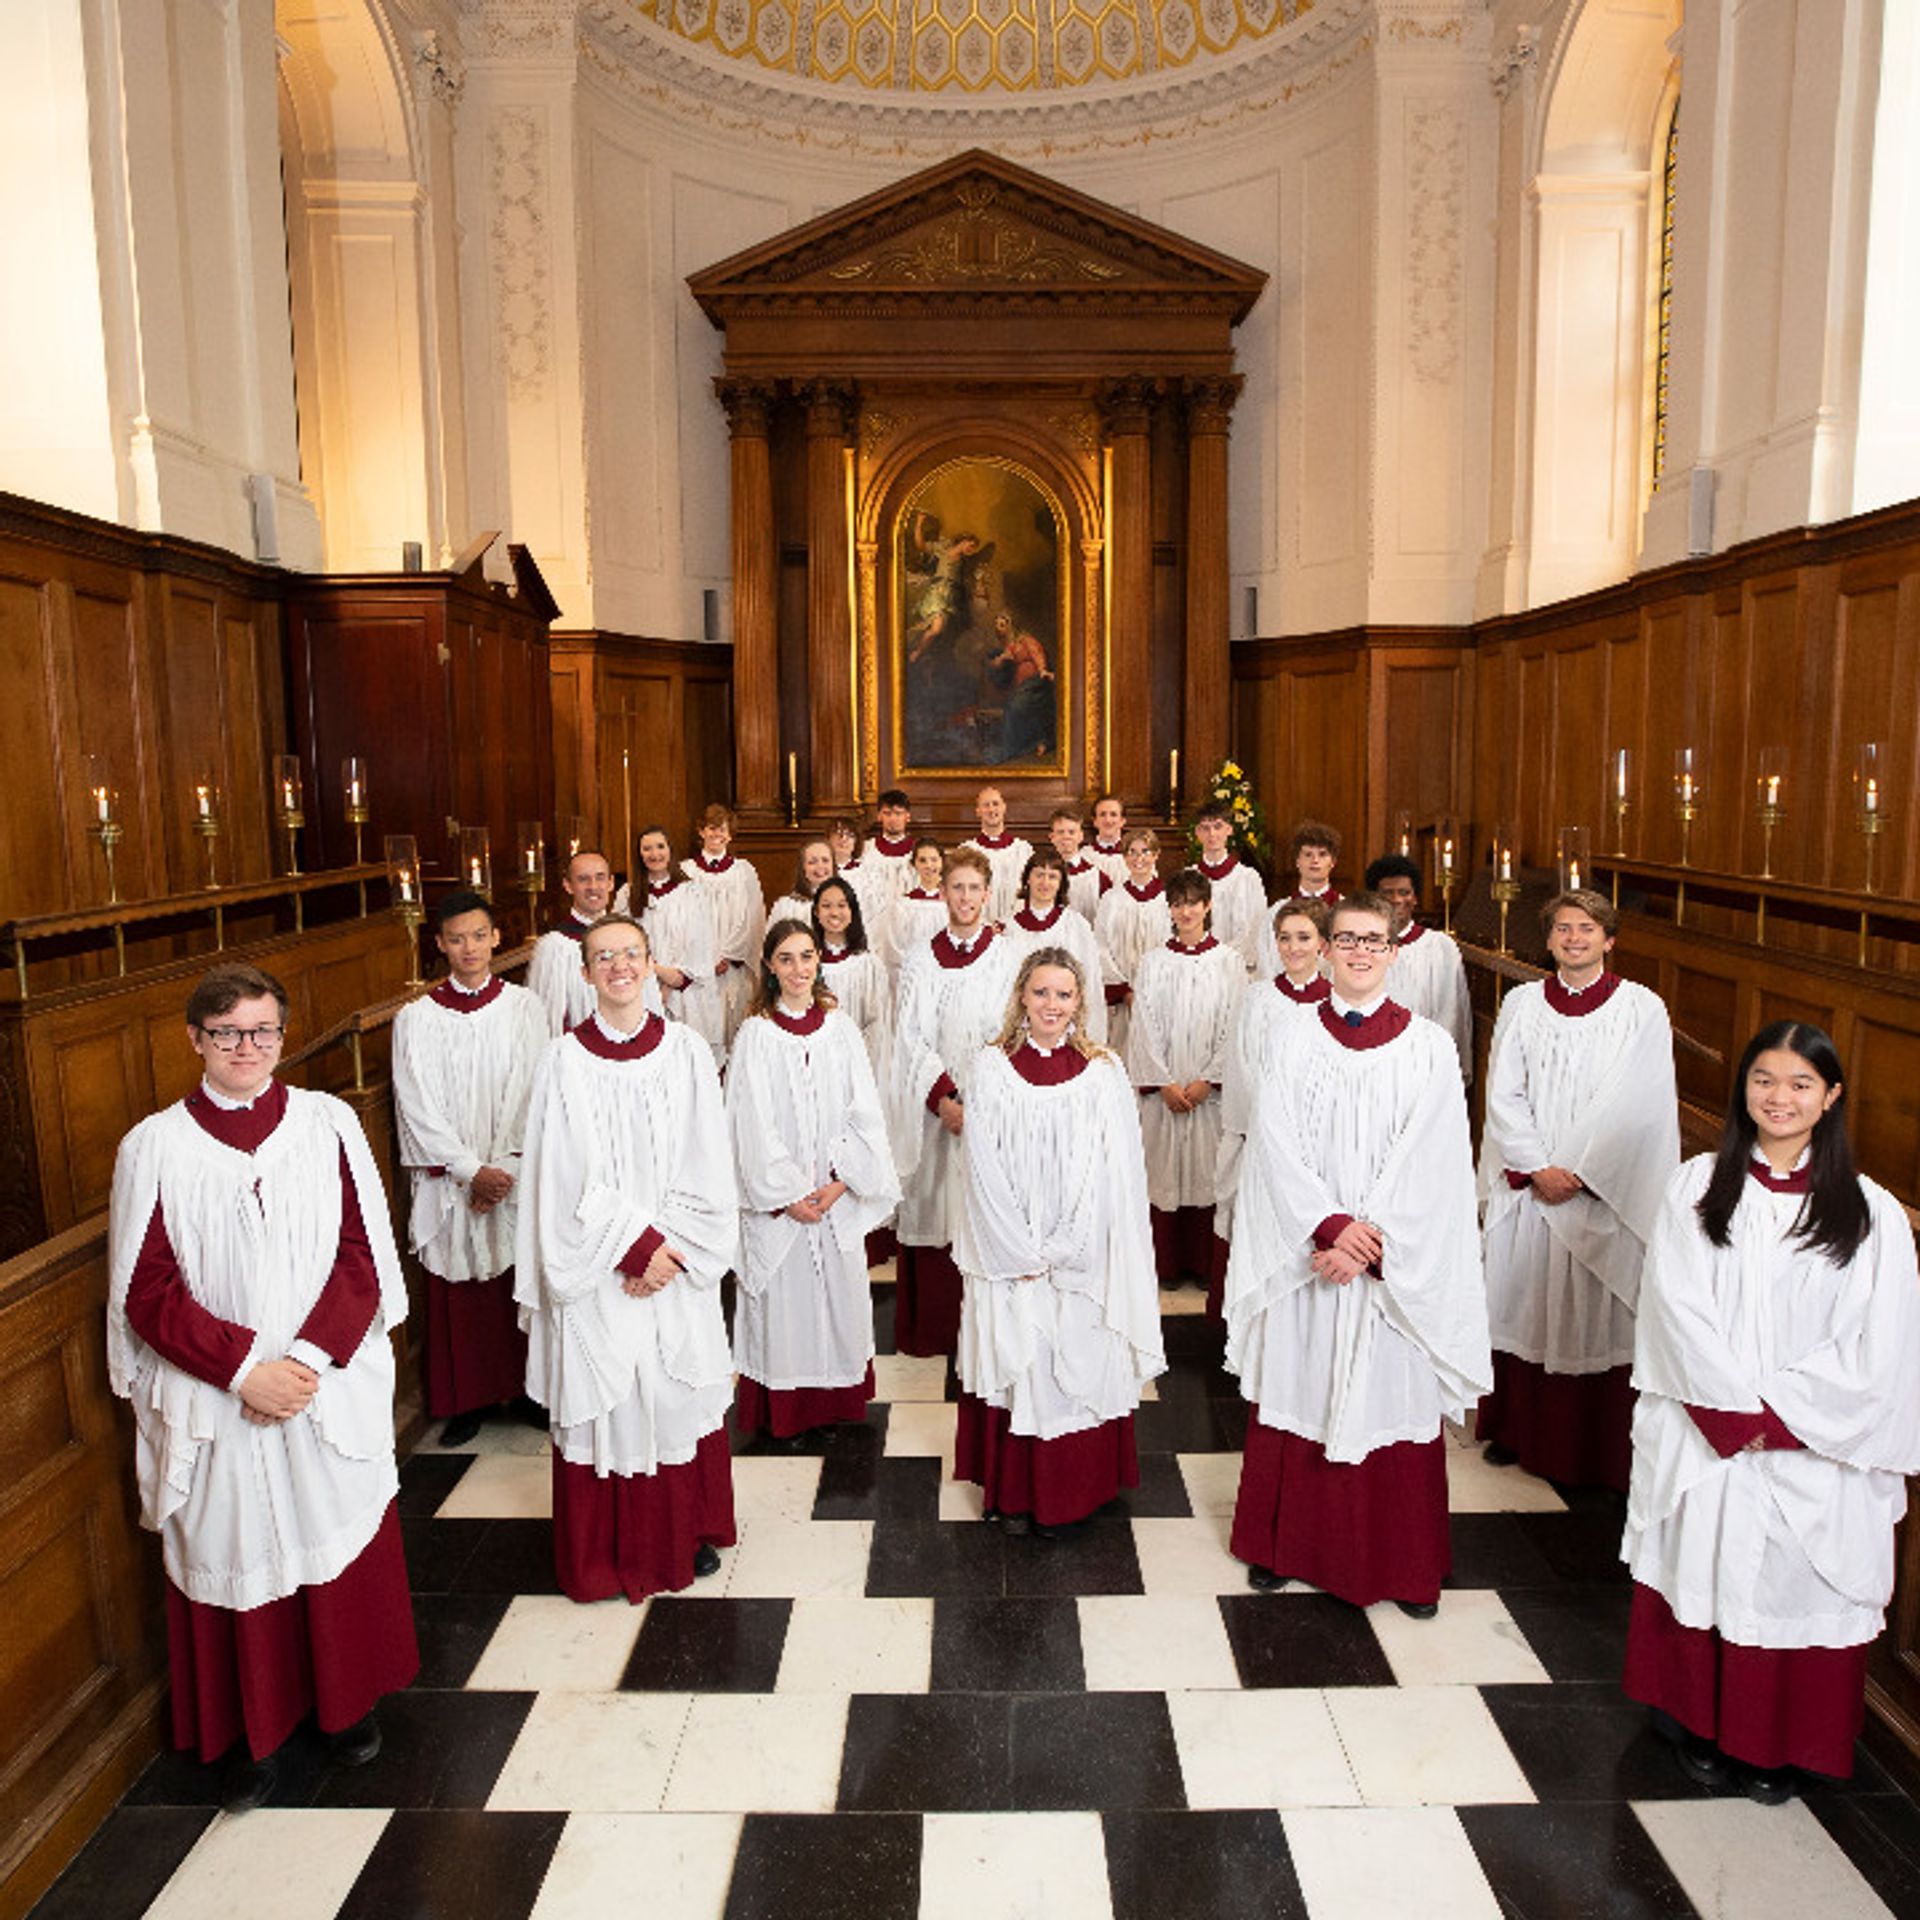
[1329,933,1393,954]
[197,1024,285,1051]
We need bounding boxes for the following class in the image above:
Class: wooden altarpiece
[688,150,1266,836]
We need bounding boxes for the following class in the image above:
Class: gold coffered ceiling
[623,0,1315,91]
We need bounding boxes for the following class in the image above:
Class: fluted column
[1183,374,1242,786]
[1098,376,1156,805]
[717,376,780,815]
[804,379,858,812]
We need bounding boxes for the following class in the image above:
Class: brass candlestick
[1491,879,1520,956]
[1859,812,1885,966]
[399,901,425,986]
[386,834,424,985]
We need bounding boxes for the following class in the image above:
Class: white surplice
[515,1019,740,1477]
[1194,859,1269,976]
[890,930,1022,1250]
[1126,939,1244,1209]
[727,1009,900,1390]
[683,856,766,1044]
[527,920,600,1034]
[953,1047,1166,1438]
[999,904,1109,1046]
[879,890,948,976]
[639,879,727,1067]
[1224,1005,1491,1462]
[391,980,549,1281]
[1479,977,1678,1373]
[1093,881,1170,1056]
[819,946,894,1082]
[766,890,816,932]
[107,1090,409,1608]
[1625,1157,1920,1647]
[1215,977,1329,1240]
[961,834,1034,922]
[1391,926,1473,1081]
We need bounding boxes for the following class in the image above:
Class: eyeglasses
[197,1024,285,1051]
[587,946,648,970]
[1329,933,1393,953]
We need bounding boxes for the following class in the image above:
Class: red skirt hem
[735,1364,875,1439]
[1151,1205,1218,1286]
[550,1428,738,1605]
[952,1394,1139,1527]
[1230,1421,1450,1607]
[165,1501,419,1764]
[866,1225,899,1268]
[894,1243,963,1357]
[1622,1582,1868,1777]
[424,1266,528,1419]
[1475,1351,1634,1492]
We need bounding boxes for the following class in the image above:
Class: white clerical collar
[1329,990,1386,1020]
[1025,1038,1064,1057]
[1298,885,1334,899]
[947,927,982,951]
[592,1009,648,1043]
[447,974,492,995]
[199,1077,271,1111]
[1556,970,1606,994]
[568,910,597,929]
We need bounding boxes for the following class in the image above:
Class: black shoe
[439,1411,485,1447]
[1741,1764,1798,1806]
[1395,1599,1440,1619]
[219,1748,279,1814]
[510,1394,548,1431]
[1482,1442,1519,1467]
[1246,1565,1288,1592]
[693,1542,723,1578]
[1672,1735,1734,1791]
[1000,1512,1031,1537]
[329,1713,382,1767]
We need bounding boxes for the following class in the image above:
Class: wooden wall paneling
[1829,560,1912,895]
[547,639,597,837]
[1545,639,1603,863]
[154,583,227,902]
[1367,646,1471,862]
[218,601,280,889]
[1845,1017,1920,1202]
[0,571,66,922]
[684,671,735,817]
[1601,624,1649,859]
[1636,598,1695,868]
[71,577,159,905]
[1666,962,1739,1111]
[1512,648,1549,865]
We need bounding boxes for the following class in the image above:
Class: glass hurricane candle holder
[191,771,223,891]
[1753,747,1786,883]
[1391,809,1415,861]
[1489,820,1521,955]
[274,753,306,876]
[386,834,424,985]
[1430,816,1460,936]
[342,756,370,864]
[459,825,493,898]
[518,821,547,898]
[1555,824,1591,897]
[85,753,124,906]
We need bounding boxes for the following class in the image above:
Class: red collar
[1065,856,1093,874]
[1015,904,1065,932]
[185,1078,289,1152]
[571,1012,667,1059]
[772,1002,827,1035]
[819,945,852,964]
[1277,974,1331,1004]
[1543,971,1622,1017]
[1011,1042,1088,1086]
[1093,839,1125,856]
[1318,1000,1412,1051]
[695,853,734,874]
[906,887,942,901]
[430,974,505,1013]
[1197,855,1238,879]
[1291,886,1339,905]
[972,831,1014,850]
[932,925,997,968]
[1124,879,1164,902]
[1397,924,1426,947]
[871,833,915,857]
[645,874,683,901]
[1167,935,1220,955]
[567,910,599,929]
[1749,1157,1811,1195]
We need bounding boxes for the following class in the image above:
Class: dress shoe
[1246,1565,1288,1592]
[1667,1731,1734,1791]
[510,1394,549,1430]
[1000,1512,1032,1537]
[219,1748,279,1814]
[439,1411,485,1447]
[1741,1764,1798,1805]
[1481,1441,1520,1467]
[330,1713,382,1767]
[1395,1599,1440,1619]
[693,1542,723,1578]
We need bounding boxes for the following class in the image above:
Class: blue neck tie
[1344,1010,1364,1028]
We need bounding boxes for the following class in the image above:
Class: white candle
[398,865,417,903]
[1170,747,1180,796]
[468,857,483,886]
[1866,778,1879,816]
[1441,837,1455,876]
[281,777,297,813]
[1499,848,1512,881]
[1614,753,1629,801]
[1764,774,1781,808]
[1569,859,1583,890]
[525,846,539,875]
[194,783,212,820]
[348,776,363,809]
[92,784,111,823]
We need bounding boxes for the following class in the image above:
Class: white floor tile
[1443,1432,1567,1513]
[488,1693,692,1813]
[1129,1514,1247,1595]
[1633,1798,1895,1920]
[869,1257,897,1286]
[884,1401,960,1457]
[776,1597,933,1693]
[872,1354,951,1403]
[664,1695,850,1812]
[1175,1451,1241,1517]
[1282,1807,1502,1919]
[1324,1686,1535,1807]
[1364,1590,1552,1688]
[1138,1376,1160,1401]
[1158,1287,1207,1317]
[434,1452,553,1519]
[724,1518,874,1598]
[938,1476,986,1521]
[919,1813,1114,1920]
[146,1809,389,1920]
[529,1813,743,1920]
[729,1454,825,1521]
[1167,1689,1361,1809]
[1076,1596,1241,1692]
[465,1594,647,1692]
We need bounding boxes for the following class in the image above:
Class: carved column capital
[1489,25,1540,100]
[1096,375,1159,440]
[714,376,777,438]
[1183,374,1244,435]
[801,379,858,439]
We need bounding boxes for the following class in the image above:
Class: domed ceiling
[606,0,1317,92]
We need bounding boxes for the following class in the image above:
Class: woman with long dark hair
[1623,1021,1920,1802]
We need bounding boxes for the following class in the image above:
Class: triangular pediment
[688,149,1266,321]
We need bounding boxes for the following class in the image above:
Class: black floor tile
[815,1453,940,1523]
[1513,1508,1631,1585]
[1010,1692,1185,1811]
[1113,1450,1195,1519]
[123,1723,335,1808]
[308,1688,536,1809]
[866,1519,1007,1599]
[1133,1395,1247,1455]
[1480,1682,1743,1803]
[837,1694,1012,1811]
[1459,1802,1698,1919]
[334,1809,565,1920]
[1806,1787,1920,1917]
[931,1596,1085,1693]
[1002,1516,1143,1598]
[27,1805,215,1920]
[1503,1583,1635,1683]
[725,1813,921,1920]
[401,1514,489,1594]
[411,1591,515,1690]
[619,1597,793,1691]
[450,1519,563,1595]
[1444,1514,1562,1590]
[1159,1313,1234,1377]
[1217,1592,1395,1688]
[870,1283,897,1357]
[742,1404,890,1461]
[1103,1809,1306,1920]
[397,1450,477,1517]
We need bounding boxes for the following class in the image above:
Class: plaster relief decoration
[830,182,1124,283]
[487,107,553,400]
[466,0,579,60]
[413,29,468,106]
[1489,21,1537,100]
[1403,99,1463,383]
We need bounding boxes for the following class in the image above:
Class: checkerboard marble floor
[36,1276,1920,1920]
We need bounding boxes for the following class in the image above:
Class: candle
[1170,748,1180,796]
[92,784,111,823]
[1441,837,1455,876]
[1568,859,1583,890]
[193,783,212,820]
[1613,751,1630,801]
[397,865,417,903]
[788,751,798,801]
[348,775,363,809]
[1499,846,1513,882]
[281,776,297,813]
[468,856,483,886]
[1765,775,1780,807]
[1866,778,1879,816]
[525,846,539,876]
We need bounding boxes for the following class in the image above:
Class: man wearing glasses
[1221,893,1490,1618]
[106,963,418,1812]
[516,914,741,1601]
